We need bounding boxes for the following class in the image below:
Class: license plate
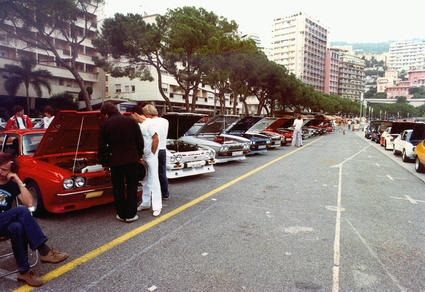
[187,161,206,168]
[258,145,266,149]
[85,191,103,199]
[232,151,243,156]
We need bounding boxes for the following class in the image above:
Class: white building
[270,12,328,92]
[0,2,105,111]
[388,40,425,72]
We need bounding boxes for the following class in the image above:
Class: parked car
[179,115,250,163]
[163,113,215,179]
[244,117,283,148]
[224,116,271,154]
[0,110,136,216]
[411,123,425,171]
[370,121,392,143]
[381,121,416,150]
[248,116,293,146]
[393,130,416,162]
[414,139,425,173]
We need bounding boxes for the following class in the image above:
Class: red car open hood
[34,110,104,157]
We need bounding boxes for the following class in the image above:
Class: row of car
[0,110,333,217]
[364,120,425,173]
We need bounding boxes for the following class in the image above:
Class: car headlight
[209,149,215,159]
[74,176,86,188]
[243,143,250,150]
[220,145,229,152]
[170,154,182,163]
[63,178,74,190]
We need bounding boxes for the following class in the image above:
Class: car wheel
[402,150,410,162]
[26,181,47,217]
[415,157,425,173]
[393,147,398,155]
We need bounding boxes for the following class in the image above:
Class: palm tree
[3,56,52,112]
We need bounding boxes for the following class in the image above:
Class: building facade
[388,40,425,72]
[271,12,328,92]
[0,2,105,112]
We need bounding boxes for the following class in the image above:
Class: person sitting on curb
[0,152,69,287]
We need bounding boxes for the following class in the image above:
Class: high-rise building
[271,12,328,92]
[388,40,425,72]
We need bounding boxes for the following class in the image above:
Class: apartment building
[271,12,328,92]
[0,2,105,111]
[388,40,425,71]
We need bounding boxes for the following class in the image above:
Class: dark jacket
[98,112,144,167]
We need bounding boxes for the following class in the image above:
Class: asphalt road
[1,128,424,291]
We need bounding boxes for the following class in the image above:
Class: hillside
[331,38,425,55]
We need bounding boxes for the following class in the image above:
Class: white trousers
[142,154,162,212]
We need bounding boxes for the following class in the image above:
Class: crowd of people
[0,101,172,287]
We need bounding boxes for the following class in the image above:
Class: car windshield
[22,132,44,155]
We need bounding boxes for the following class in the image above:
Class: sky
[104,0,424,46]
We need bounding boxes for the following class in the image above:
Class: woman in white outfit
[292,114,303,147]
[131,104,162,217]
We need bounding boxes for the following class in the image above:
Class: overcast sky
[104,0,424,46]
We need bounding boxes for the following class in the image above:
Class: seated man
[0,152,69,287]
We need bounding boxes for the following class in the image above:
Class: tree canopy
[0,0,105,110]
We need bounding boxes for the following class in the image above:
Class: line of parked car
[364,119,425,173]
[0,111,334,217]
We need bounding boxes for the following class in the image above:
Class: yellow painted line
[15,137,323,291]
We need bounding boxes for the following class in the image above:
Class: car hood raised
[163,112,206,140]
[225,116,264,135]
[34,110,104,157]
[197,114,240,135]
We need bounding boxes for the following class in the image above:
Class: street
[1,129,424,291]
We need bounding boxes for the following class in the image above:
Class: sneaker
[40,248,69,264]
[125,214,139,223]
[116,214,125,222]
[162,195,170,201]
[153,210,161,217]
[17,270,43,287]
[137,203,151,211]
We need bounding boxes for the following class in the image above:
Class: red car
[0,110,140,216]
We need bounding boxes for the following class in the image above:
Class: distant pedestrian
[292,114,303,147]
[98,102,144,223]
[5,105,33,130]
[41,105,55,129]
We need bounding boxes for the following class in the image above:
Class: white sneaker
[137,204,150,211]
[125,214,139,223]
[153,210,161,217]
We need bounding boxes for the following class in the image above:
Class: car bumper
[167,164,215,179]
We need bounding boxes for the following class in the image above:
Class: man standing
[5,105,33,130]
[98,102,144,222]
[143,105,170,200]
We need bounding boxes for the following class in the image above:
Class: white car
[163,113,216,179]
[393,129,415,162]
[179,115,250,163]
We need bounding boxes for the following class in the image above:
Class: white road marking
[390,195,425,204]
[331,144,370,292]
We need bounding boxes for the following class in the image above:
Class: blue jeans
[158,149,169,198]
[111,163,139,219]
[0,206,48,273]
